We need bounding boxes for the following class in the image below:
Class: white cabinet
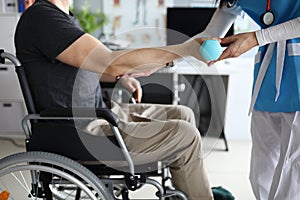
[0,13,19,53]
[0,62,26,136]
[0,63,23,100]
[0,6,24,136]
[0,0,20,53]
[0,101,26,134]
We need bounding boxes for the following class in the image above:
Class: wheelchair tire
[0,151,113,200]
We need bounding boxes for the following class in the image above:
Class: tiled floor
[204,139,255,200]
[0,136,255,199]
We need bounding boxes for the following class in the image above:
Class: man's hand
[208,32,258,66]
[119,77,142,103]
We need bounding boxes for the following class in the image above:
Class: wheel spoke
[0,152,112,200]
[11,172,35,200]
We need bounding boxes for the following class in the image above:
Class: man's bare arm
[56,33,204,77]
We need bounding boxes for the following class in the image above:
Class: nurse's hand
[119,77,142,103]
[208,32,258,65]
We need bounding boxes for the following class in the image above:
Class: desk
[157,57,233,105]
[139,56,254,150]
[138,58,230,150]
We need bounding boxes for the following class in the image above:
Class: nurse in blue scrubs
[196,0,300,199]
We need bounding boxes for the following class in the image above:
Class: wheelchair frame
[0,49,188,200]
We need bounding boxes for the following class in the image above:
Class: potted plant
[72,3,108,35]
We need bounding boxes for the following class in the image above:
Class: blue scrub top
[237,0,300,112]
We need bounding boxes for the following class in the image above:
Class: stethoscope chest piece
[261,11,275,26]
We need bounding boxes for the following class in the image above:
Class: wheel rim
[0,164,103,200]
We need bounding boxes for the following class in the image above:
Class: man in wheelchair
[14,0,214,199]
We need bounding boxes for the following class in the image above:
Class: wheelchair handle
[0,50,21,67]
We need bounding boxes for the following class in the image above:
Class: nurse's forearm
[193,4,240,38]
[255,17,300,46]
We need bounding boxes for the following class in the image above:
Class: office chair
[0,49,187,200]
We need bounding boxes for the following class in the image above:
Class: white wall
[225,14,260,141]
[224,52,256,141]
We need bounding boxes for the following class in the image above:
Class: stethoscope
[260,0,275,26]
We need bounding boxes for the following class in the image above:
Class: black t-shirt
[15,0,104,112]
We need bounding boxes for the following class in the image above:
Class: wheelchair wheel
[0,151,113,200]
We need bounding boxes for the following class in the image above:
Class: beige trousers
[85,102,213,200]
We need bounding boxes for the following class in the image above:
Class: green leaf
[71,2,108,34]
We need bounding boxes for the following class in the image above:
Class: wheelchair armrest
[40,107,120,126]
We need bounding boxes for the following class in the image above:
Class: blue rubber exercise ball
[199,39,223,61]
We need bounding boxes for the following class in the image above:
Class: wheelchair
[0,49,188,200]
